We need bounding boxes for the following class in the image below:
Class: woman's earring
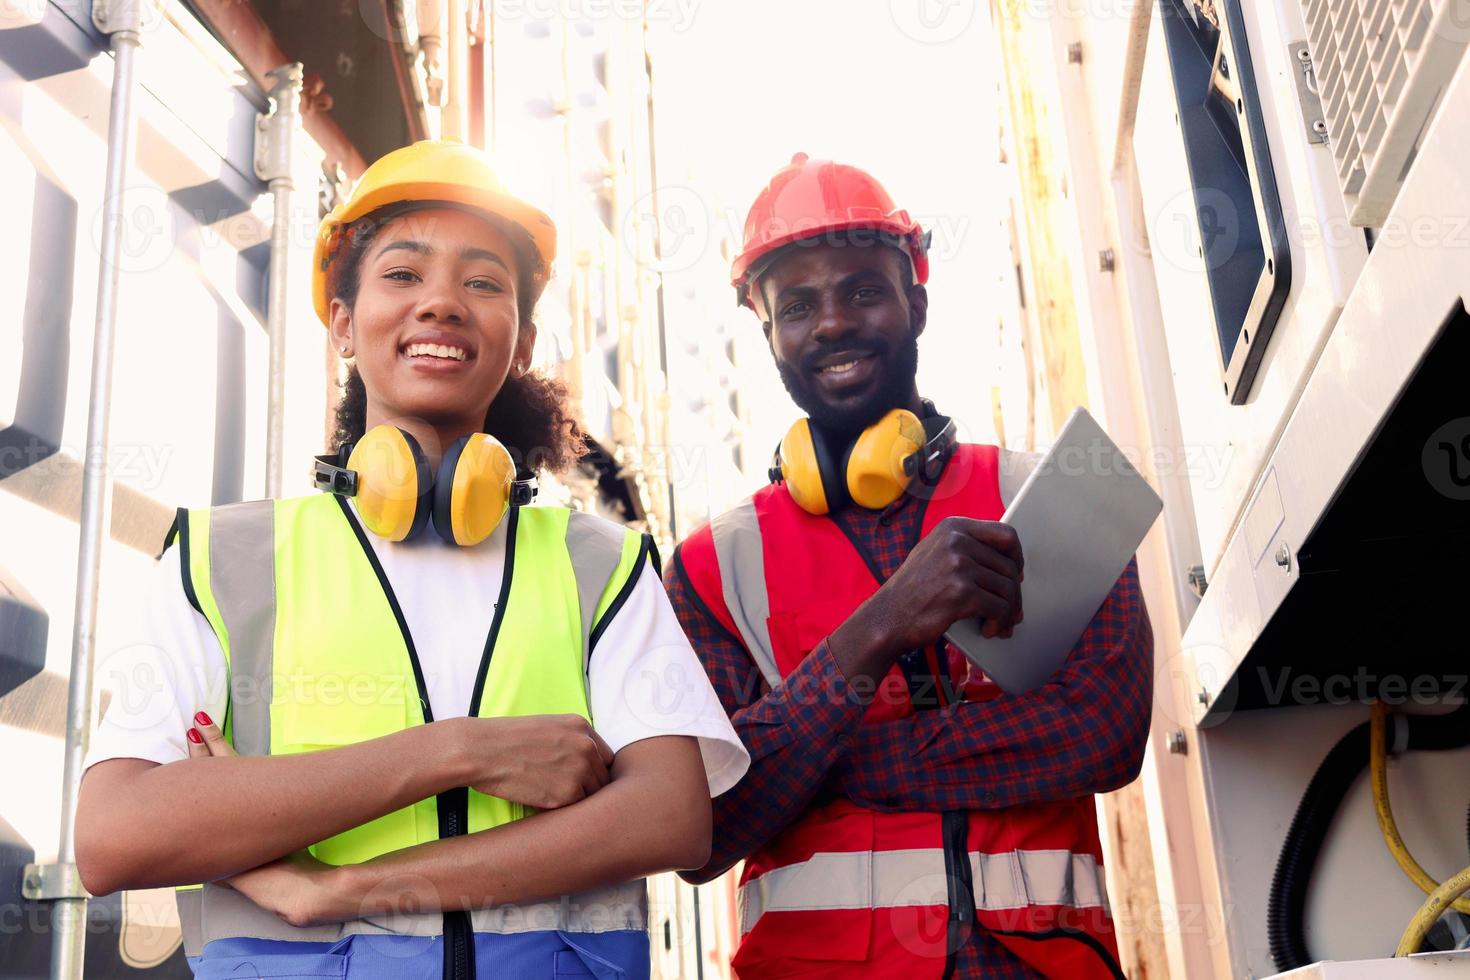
[339,345,349,355]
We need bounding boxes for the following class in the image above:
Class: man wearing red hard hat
[666,154,1154,978]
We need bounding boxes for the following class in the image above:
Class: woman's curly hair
[327,203,586,474]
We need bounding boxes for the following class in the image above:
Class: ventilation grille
[1301,0,1469,225]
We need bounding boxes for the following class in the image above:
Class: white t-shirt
[85,503,750,798]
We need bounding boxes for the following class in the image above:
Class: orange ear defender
[313,425,537,546]
[769,402,958,515]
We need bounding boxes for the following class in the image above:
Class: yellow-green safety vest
[169,493,653,956]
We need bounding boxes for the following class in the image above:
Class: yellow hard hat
[312,139,557,326]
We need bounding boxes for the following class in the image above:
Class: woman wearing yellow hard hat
[76,139,749,979]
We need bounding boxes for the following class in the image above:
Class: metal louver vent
[1301,0,1469,225]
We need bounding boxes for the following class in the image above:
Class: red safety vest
[679,443,1124,979]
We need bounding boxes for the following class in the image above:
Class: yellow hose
[1397,864,1470,956]
[1371,702,1470,915]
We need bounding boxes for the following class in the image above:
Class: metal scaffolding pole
[42,1,149,975]
[258,62,304,499]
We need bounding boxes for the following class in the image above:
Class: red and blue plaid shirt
[666,456,1155,979]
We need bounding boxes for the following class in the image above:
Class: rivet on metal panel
[1275,542,1292,570]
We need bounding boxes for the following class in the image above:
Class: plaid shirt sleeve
[665,545,868,883]
[831,556,1154,812]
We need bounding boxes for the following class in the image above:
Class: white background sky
[646,1,1014,472]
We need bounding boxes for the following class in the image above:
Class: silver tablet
[944,407,1163,695]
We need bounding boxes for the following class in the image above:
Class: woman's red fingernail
[195,711,212,727]
[187,728,203,744]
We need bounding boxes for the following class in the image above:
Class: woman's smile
[400,328,478,372]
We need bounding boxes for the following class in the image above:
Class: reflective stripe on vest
[194,878,646,943]
[708,501,781,688]
[737,848,1109,934]
[173,496,650,956]
[566,507,635,672]
[210,499,274,754]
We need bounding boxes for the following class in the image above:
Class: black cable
[1267,721,1370,970]
[1268,702,1470,970]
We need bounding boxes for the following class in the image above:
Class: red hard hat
[731,153,930,313]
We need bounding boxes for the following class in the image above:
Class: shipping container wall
[1,1,327,973]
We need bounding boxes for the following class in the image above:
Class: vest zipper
[940,810,977,979]
[437,786,474,980]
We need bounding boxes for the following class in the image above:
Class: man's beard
[774,328,921,440]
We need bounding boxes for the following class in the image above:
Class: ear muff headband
[432,435,470,546]
[909,414,958,482]
[808,421,852,514]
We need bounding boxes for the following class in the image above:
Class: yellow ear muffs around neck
[327,426,521,545]
[432,432,515,546]
[846,408,926,510]
[346,425,433,542]
[771,407,946,515]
